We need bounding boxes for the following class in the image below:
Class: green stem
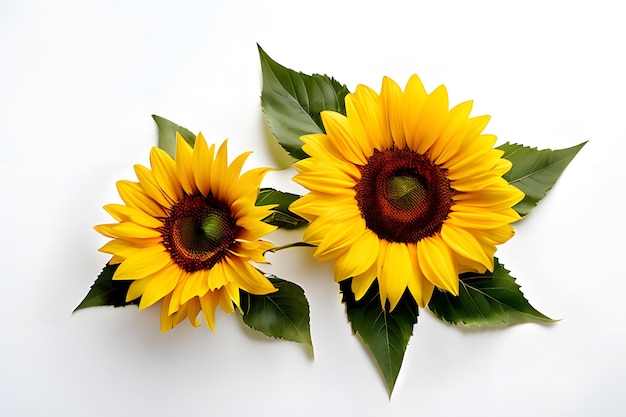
[266,242,316,254]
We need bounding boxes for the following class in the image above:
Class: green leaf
[240,275,313,352]
[258,44,350,160]
[498,141,586,217]
[152,115,196,157]
[74,264,138,312]
[255,188,308,229]
[428,259,555,326]
[340,279,418,397]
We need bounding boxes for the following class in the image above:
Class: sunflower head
[290,75,524,310]
[95,134,278,332]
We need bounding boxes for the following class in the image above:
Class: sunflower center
[387,173,427,210]
[160,194,238,272]
[355,148,455,243]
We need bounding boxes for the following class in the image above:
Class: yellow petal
[446,210,520,230]
[380,76,404,151]
[416,236,459,295]
[473,224,516,246]
[168,270,189,315]
[314,219,363,261]
[98,239,145,258]
[94,222,161,240]
[160,294,177,333]
[224,283,241,310]
[192,133,215,196]
[399,74,428,149]
[374,240,389,308]
[113,244,171,281]
[216,149,252,203]
[185,298,202,327]
[294,157,359,190]
[453,185,524,210]
[103,204,163,228]
[321,109,367,166]
[449,172,508,192]
[134,164,172,208]
[430,101,474,165]
[345,84,389,156]
[199,290,219,331]
[175,133,197,195]
[116,180,166,217]
[380,242,411,311]
[217,287,235,314]
[406,254,434,308]
[333,229,380,282]
[299,135,363,181]
[446,152,503,182]
[229,240,272,263]
[440,224,493,271]
[108,255,125,265]
[162,297,194,331]
[150,146,183,203]
[234,215,277,240]
[126,277,150,302]
[138,263,181,310]
[180,269,209,304]
[289,192,356,222]
[411,84,449,154]
[444,134,498,174]
[224,256,276,295]
[207,261,229,290]
[351,263,377,300]
[294,171,357,193]
[229,167,273,206]
[210,140,229,198]
[300,133,340,161]
[302,208,364,247]
[443,116,491,168]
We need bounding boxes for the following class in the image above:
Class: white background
[1,1,624,416]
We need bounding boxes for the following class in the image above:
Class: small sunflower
[290,75,524,310]
[95,134,277,332]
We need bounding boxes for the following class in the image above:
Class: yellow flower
[95,134,277,332]
[290,75,524,310]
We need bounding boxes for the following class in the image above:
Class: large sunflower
[290,75,524,310]
[95,134,277,332]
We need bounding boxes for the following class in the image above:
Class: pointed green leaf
[498,141,586,217]
[428,259,555,326]
[255,188,308,229]
[258,44,350,160]
[74,264,138,312]
[152,115,196,157]
[340,279,418,396]
[240,275,313,352]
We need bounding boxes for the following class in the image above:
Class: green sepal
[255,188,308,229]
[74,263,138,312]
[258,44,350,160]
[340,279,418,397]
[152,115,196,157]
[428,258,556,326]
[498,141,586,217]
[240,275,313,353]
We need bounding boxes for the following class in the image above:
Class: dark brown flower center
[160,194,238,272]
[354,148,454,243]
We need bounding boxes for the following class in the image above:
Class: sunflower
[95,134,278,332]
[290,75,524,310]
